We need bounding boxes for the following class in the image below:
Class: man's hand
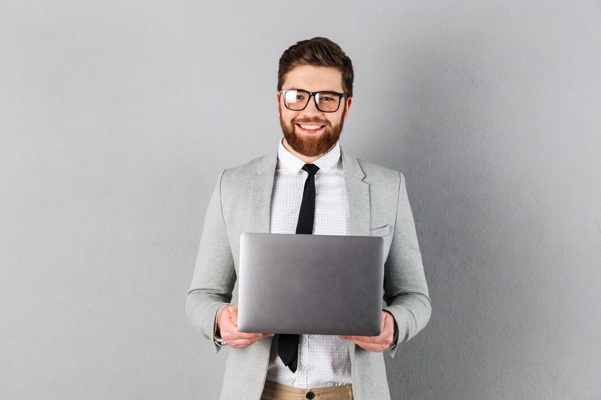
[340,311,397,352]
[217,304,274,349]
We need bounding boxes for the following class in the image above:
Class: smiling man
[186,37,431,400]
[278,65,349,162]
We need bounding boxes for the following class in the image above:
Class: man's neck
[281,138,337,164]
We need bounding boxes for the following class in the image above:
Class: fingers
[221,332,274,349]
[217,304,274,349]
[339,312,395,352]
[339,335,390,352]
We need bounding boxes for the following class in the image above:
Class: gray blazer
[186,148,431,400]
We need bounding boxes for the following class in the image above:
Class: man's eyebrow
[283,88,343,93]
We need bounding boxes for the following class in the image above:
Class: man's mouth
[296,122,326,134]
[299,124,322,130]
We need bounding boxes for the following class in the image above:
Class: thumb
[229,305,239,327]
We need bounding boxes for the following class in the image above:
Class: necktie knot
[302,164,319,177]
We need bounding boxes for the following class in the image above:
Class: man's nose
[302,95,322,115]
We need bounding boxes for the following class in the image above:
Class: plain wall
[1,1,600,399]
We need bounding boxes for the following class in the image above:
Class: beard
[279,108,346,158]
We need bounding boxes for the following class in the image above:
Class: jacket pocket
[370,225,391,238]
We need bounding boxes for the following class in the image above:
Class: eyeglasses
[280,89,348,113]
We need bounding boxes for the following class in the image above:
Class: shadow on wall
[379,38,516,398]
[379,29,600,398]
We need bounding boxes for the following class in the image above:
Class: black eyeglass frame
[279,89,348,113]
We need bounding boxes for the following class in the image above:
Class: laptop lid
[238,232,385,336]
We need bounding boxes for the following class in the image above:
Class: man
[186,37,431,400]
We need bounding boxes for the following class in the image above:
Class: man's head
[277,38,354,161]
[277,37,354,97]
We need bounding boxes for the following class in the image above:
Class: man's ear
[343,97,353,121]
[276,92,282,114]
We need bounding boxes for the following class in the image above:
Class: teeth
[299,124,322,130]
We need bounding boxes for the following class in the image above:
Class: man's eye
[285,91,304,103]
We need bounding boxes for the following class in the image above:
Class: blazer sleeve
[185,171,236,350]
[382,173,431,357]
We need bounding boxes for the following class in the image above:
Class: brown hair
[277,37,354,97]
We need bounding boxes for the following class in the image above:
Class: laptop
[238,232,385,336]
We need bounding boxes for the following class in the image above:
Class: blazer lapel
[250,150,278,233]
[249,148,369,235]
[342,149,370,236]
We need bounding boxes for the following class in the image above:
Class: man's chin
[288,136,337,158]
[281,119,343,158]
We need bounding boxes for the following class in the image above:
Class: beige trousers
[261,381,353,400]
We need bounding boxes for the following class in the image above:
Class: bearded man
[186,37,431,400]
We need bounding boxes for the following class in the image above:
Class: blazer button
[305,391,315,399]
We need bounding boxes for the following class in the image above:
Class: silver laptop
[238,232,385,336]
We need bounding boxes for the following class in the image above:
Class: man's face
[277,65,352,158]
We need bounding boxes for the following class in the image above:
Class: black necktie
[278,163,319,372]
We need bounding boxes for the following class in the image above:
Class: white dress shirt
[265,140,353,388]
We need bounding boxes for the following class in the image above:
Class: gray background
[1,1,600,399]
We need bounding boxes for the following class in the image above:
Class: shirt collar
[277,140,342,174]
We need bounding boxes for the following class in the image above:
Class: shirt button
[305,392,315,399]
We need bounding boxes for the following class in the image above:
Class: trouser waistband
[261,381,353,400]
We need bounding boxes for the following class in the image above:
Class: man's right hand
[217,304,274,349]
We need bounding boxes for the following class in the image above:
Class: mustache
[292,117,329,125]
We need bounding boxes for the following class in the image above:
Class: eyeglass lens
[283,90,342,112]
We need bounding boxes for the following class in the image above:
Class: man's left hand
[340,311,396,352]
